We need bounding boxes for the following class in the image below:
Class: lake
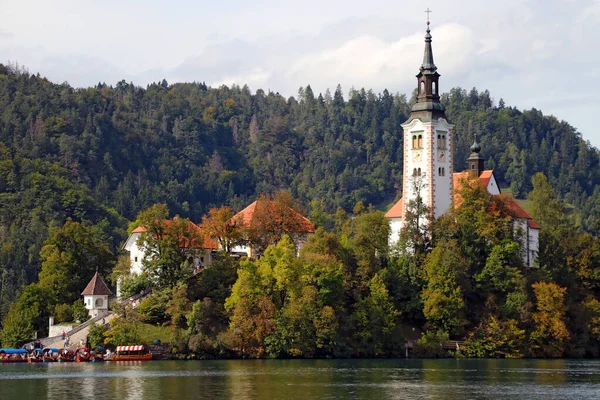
[1,359,600,399]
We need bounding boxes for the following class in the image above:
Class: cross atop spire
[425,7,432,25]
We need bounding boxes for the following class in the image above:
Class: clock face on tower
[438,151,445,161]
[413,152,421,162]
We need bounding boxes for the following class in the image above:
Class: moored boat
[108,345,152,361]
[42,348,59,363]
[75,347,90,362]
[0,349,28,363]
[28,348,43,363]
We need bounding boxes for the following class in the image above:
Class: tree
[529,282,570,357]
[244,194,312,257]
[133,204,201,288]
[200,206,244,253]
[422,240,466,334]
[38,219,114,307]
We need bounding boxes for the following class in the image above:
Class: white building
[228,200,315,258]
[120,220,217,297]
[385,21,540,266]
[81,272,111,317]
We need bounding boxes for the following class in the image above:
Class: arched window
[412,135,417,149]
[95,298,103,308]
[438,167,441,176]
[420,81,425,93]
[432,81,437,94]
[437,134,441,148]
[442,135,446,148]
[413,168,418,176]
[418,167,422,176]
[418,135,423,148]
[442,167,445,176]
[471,164,475,170]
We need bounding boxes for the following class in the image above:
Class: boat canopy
[0,349,27,354]
[43,348,59,352]
[116,345,144,352]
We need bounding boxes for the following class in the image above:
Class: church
[385,19,540,266]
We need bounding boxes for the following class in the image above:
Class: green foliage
[422,240,466,333]
[88,323,107,349]
[1,67,600,359]
[72,299,89,323]
[54,303,73,324]
[118,273,149,298]
[412,330,450,358]
[0,303,36,347]
[529,282,570,357]
[38,219,115,308]
[136,291,169,325]
[134,204,197,288]
[462,317,525,358]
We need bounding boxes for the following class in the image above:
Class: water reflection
[1,359,600,400]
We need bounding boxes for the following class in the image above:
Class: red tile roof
[385,197,404,218]
[528,220,541,229]
[231,200,315,233]
[129,220,218,249]
[504,197,533,220]
[390,170,540,229]
[81,272,112,296]
[479,170,494,187]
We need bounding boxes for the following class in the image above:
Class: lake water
[1,359,600,399]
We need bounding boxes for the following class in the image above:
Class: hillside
[1,63,599,317]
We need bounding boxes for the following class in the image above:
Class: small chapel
[385,18,540,266]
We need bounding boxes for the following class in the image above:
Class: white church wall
[389,218,403,247]
[529,227,539,267]
[486,174,500,195]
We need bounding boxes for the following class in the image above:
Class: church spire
[468,133,485,176]
[421,17,435,71]
[408,11,446,122]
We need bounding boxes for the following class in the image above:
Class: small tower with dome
[81,272,112,317]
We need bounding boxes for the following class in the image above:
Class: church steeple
[467,134,485,176]
[408,14,446,122]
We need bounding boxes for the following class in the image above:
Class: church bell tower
[401,16,454,220]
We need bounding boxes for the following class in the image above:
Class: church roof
[388,170,540,229]
[479,170,494,187]
[81,272,112,296]
[385,197,404,218]
[231,200,315,233]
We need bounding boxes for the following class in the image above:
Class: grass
[137,323,185,345]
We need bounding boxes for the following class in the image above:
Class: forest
[1,63,599,357]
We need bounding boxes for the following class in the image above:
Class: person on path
[62,331,65,340]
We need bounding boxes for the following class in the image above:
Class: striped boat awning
[116,345,144,352]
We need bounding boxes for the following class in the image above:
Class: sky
[1,0,599,146]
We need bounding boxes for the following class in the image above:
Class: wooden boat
[75,347,90,362]
[0,349,28,363]
[108,345,152,361]
[57,350,75,363]
[42,348,59,363]
[28,348,43,363]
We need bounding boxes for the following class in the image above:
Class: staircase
[32,292,149,350]
[44,312,115,350]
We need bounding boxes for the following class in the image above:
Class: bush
[54,303,73,324]
[88,323,107,349]
[412,330,450,358]
[119,274,149,298]
[137,291,169,324]
[462,317,525,358]
[72,299,90,323]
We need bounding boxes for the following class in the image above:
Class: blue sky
[1,0,599,146]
